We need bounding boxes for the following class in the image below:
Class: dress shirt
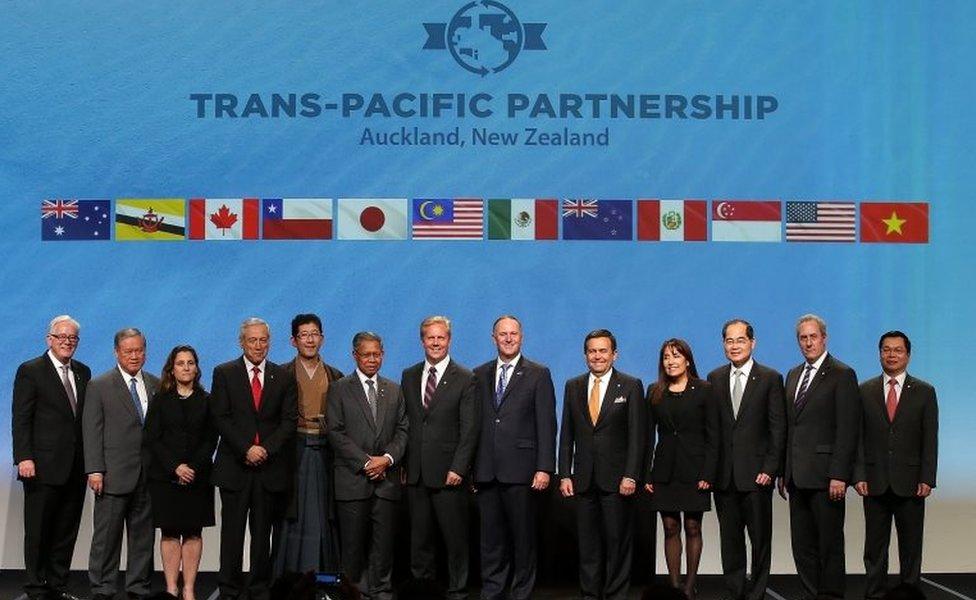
[882,371,906,403]
[47,349,77,399]
[495,353,522,390]
[586,368,613,412]
[420,355,450,401]
[729,357,755,399]
[243,357,267,387]
[357,369,394,467]
[117,365,149,416]
[793,351,828,400]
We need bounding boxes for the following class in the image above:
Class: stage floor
[1,572,973,600]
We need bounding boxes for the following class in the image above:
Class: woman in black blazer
[644,339,719,599]
[144,345,218,600]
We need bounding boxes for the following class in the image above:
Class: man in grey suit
[779,314,860,600]
[83,328,159,600]
[472,315,556,600]
[854,331,938,599]
[707,319,786,600]
[327,331,408,600]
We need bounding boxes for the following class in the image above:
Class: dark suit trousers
[788,485,846,600]
[88,480,154,598]
[576,488,634,600]
[863,490,925,599]
[219,476,285,600]
[714,484,773,600]
[22,476,86,599]
[478,482,537,600]
[337,496,397,600]
[408,484,470,600]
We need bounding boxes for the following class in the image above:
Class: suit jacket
[783,353,861,489]
[472,356,557,484]
[143,388,218,486]
[326,372,408,501]
[558,369,645,493]
[401,359,479,488]
[707,362,787,491]
[12,353,91,485]
[854,374,938,497]
[644,378,720,485]
[83,367,160,495]
[210,357,297,493]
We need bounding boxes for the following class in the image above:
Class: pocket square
[613,396,627,404]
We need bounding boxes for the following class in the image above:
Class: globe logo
[423,1,547,76]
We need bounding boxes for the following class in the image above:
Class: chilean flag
[262,199,333,240]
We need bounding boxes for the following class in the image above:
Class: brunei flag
[115,199,186,241]
[488,199,558,240]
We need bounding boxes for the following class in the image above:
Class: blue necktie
[794,364,814,409]
[495,364,511,409]
[129,377,145,424]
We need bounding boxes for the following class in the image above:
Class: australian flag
[561,199,633,240]
[41,199,111,241]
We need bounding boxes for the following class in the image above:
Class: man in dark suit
[779,314,861,600]
[83,328,159,600]
[473,315,556,600]
[854,331,938,599]
[12,315,91,600]
[706,319,786,600]
[327,331,408,600]
[211,318,297,600]
[401,315,479,600]
[558,329,645,600]
[272,313,343,576]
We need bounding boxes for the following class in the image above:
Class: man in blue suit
[472,315,557,600]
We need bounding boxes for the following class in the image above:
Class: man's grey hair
[48,314,80,334]
[239,317,270,342]
[796,314,827,337]
[114,327,145,349]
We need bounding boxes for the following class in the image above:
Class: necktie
[886,378,898,422]
[423,366,437,409]
[588,377,602,424]
[794,364,814,408]
[251,367,263,444]
[495,363,511,409]
[129,377,144,424]
[61,364,77,415]
[366,379,378,421]
[731,369,743,418]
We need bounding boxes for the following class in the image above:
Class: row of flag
[40,198,930,243]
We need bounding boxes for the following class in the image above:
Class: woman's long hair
[159,345,204,393]
[649,338,698,404]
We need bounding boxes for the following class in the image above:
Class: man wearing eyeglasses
[272,313,344,576]
[12,315,91,600]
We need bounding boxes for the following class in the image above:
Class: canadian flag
[188,198,259,240]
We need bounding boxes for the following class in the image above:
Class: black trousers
[336,496,397,600]
[863,490,925,599]
[714,484,773,600]
[218,477,286,600]
[408,484,470,600]
[477,482,538,600]
[22,476,86,600]
[576,488,635,600]
[788,484,846,600]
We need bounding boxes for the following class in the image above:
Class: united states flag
[785,201,856,242]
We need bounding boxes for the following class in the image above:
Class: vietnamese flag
[860,202,929,243]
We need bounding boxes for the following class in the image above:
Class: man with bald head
[211,318,298,600]
[473,315,556,600]
[13,315,91,600]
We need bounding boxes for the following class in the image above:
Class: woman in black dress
[644,339,719,599]
[144,345,217,600]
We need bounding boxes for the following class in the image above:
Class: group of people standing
[12,312,938,600]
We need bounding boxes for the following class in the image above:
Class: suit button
[495,418,500,424]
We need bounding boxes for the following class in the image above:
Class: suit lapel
[354,376,377,432]
[374,379,392,435]
[715,364,735,424]
[498,357,525,410]
[113,368,142,422]
[737,367,764,423]
[800,355,830,404]
[595,371,621,427]
[428,361,456,411]
[42,354,76,416]
[891,375,913,424]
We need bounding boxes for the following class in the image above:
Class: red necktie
[886,378,898,422]
[251,366,263,443]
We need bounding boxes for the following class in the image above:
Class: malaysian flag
[412,199,484,239]
[785,201,856,242]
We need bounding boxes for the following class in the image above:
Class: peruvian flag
[637,199,707,241]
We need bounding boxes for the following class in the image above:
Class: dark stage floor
[1,572,973,600]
